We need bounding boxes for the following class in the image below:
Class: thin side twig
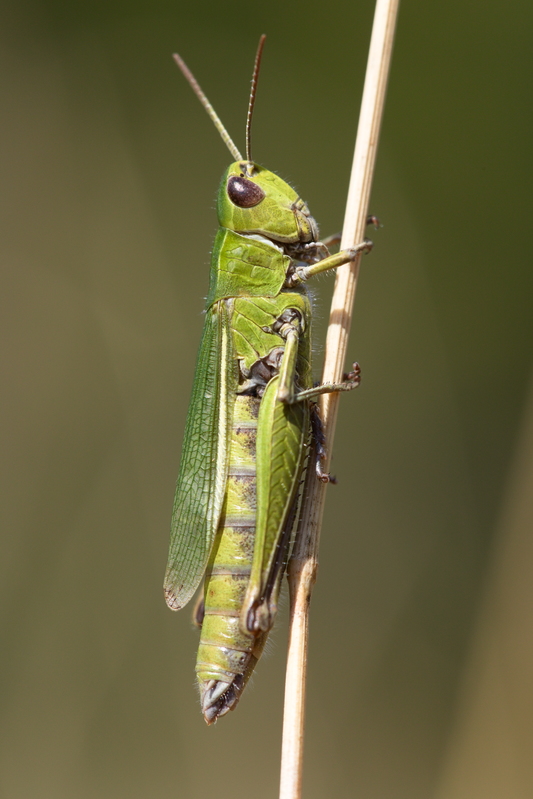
[279,2,400,797]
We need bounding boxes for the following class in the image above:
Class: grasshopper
[164,36,372,724]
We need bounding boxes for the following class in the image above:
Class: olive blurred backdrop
[2,0,533,797]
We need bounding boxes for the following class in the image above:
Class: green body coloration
[165,43,367,724]
[164,158,365,723]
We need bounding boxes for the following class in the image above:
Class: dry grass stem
[279,1,401,797]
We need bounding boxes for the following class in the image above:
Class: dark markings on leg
[310,402,337,484]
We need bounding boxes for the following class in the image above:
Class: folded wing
[164,302,236,611]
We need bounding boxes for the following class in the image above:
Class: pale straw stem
[279,1,400,797]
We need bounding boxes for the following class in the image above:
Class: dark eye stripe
[227,176,265,208]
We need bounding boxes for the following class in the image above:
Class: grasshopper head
[217,161,318,245]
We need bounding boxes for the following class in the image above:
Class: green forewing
[164,302,236,610]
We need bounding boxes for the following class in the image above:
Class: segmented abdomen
[195,395,268,700]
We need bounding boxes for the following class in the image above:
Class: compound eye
[227,176,265,208]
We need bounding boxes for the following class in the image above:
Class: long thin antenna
[246,34,267,163]
[173,52,243,162]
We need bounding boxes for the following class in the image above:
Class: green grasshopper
[164,36,372,724]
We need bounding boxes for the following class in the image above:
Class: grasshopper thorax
[217,160,318,246]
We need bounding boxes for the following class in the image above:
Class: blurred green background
[2,0,533,797]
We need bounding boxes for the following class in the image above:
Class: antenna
[173,52,243,162]
[245,35,267,163]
